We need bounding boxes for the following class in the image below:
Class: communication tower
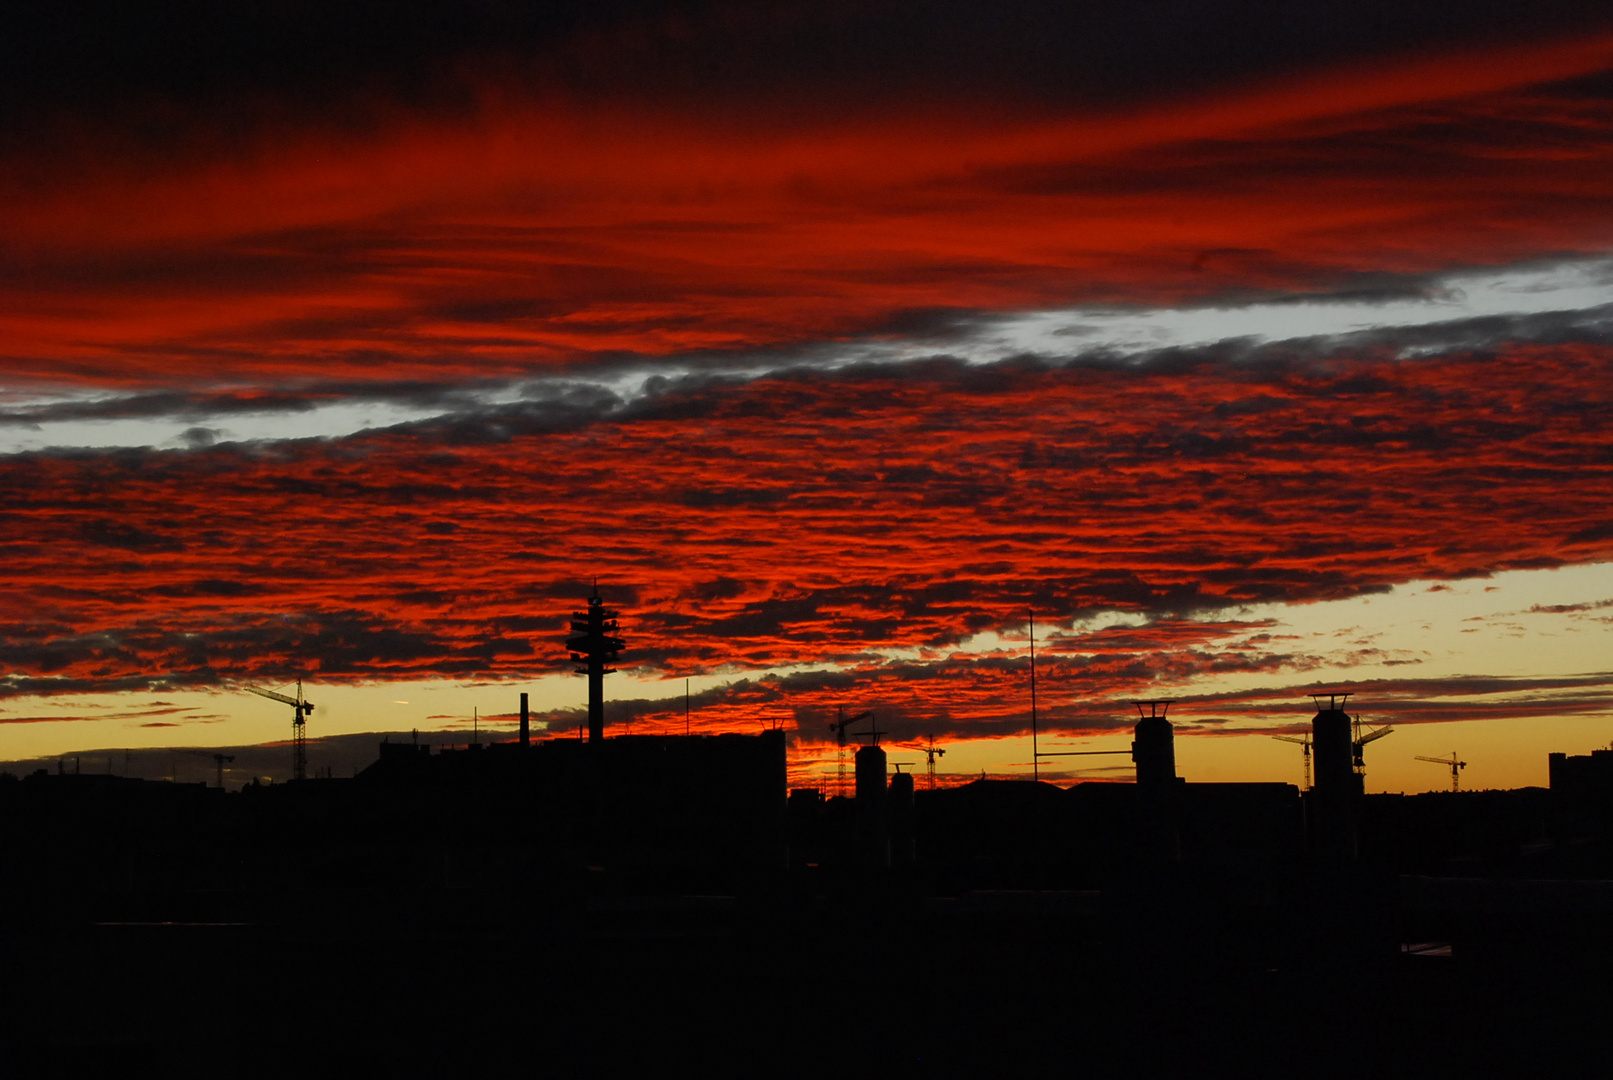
[566,585,625,742]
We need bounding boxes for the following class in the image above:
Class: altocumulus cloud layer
[2,2,1612,757]
[3,344,1610,696]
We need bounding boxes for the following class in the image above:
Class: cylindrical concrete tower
[1131,701,1180,863]
[855,743,887,804]
[854,743,890,868]
[1308,694,1359,865]
[1132,715,1177,794]
[888,768,916,867]
[1311,705,1354,797]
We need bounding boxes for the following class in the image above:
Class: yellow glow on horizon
[4,563,1610,794]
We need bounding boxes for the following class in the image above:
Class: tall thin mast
[1030,611,1038,783]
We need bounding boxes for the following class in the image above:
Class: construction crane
[829,707,873,799]
[180,749,236,789]
[1352,716,1393,773]
[1273,733,1312,790]
[245,679,315,782]
[907,735,947,791]
[1416,752,1468,792]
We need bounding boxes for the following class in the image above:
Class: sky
[2,1,1612,792]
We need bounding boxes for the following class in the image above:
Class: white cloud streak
[3,256,1609,455]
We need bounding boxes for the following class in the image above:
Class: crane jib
[245,686,314,711]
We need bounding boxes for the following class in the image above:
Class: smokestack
[519,692,529,748]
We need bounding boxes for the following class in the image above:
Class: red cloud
[1,342,1608,694]
[2,32,1611,386]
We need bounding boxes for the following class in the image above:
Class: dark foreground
[6,749,1613,1076]
[7,869,1611,1077]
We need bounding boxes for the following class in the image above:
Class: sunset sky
[3,1,1611,792]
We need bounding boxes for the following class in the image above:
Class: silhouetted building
[1309,693,1359,864]
[855,742,890,867]
[1549,748,1613,799]
[16,604,1613,1074]
[889,768,916,867]
[356,726,790,882]
[1131,700,1180,863]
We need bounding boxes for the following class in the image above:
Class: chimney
[519,692,530,748]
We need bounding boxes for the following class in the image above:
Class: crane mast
[1351,716,1393,774]
[829,707,873,799]
[1273,733,1312,790]
[912,735,947,791]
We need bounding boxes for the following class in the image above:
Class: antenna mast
[566,585,625,743]
[1029,611,1038,782]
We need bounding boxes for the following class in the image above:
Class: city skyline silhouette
[3,2,1612,1072]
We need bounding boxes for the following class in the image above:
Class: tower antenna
[566,587,625,742]
[1029,611,1038,782]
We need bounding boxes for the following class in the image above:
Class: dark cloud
[1173,672,1613,729]
[6,2,1608,138]
[519,658,1613,759]
[77,520,187,553]
[1527,599,1613,614]
[0,379,524,428]
[0,729,480,785]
